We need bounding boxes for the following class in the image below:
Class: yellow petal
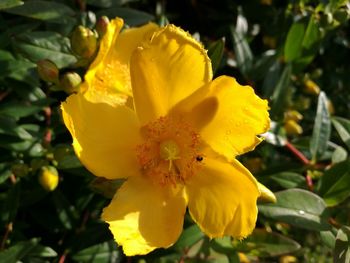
[172,76,270,160]
[185,158,260,238]
[130,24,213,125]
[102,175,186,256]
[83,19,158,106]
[61,93,141,179]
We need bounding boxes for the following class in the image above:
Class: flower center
[136,116,202,186]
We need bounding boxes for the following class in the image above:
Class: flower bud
[96,16,109,37]
[37,59,59,83]
[284,110,303,122]
[258,182,277,203]
[327,99,335,115]
[284,120,303,136]
[279,255,297,263]
[70,26,97,58]
[303,79,320,95]
[60,72,82,94]
[38,166,59,191]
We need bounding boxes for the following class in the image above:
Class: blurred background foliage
[0,0,349,262]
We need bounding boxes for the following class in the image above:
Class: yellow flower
[61,23,270,256]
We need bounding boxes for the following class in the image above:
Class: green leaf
[208,38,225,74]
[332,117,350,150]
[0,0,23,10]
[0,103,42,119]
[310,92,331,162]
[173,224,204,250]
[0,116,33,140]
[270,64,292,119]
[12,31,77,68]
[302,15,321,50]
[332,146,348,164]
[72,240,120,262]
[4,0,75,24]
[318,159,350,206]
[284,22,305,62]
[320,230,336,249]
[0,239,39,263]
[266,172,306,189]
[258,188,330,231]
[236,229,301,257]
[262,58,282,98]
[334,226,350,263]
[28,245,57,257]
[230,26,253,75]
[97,8,154,26]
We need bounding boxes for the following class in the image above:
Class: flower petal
[185,157,260,238]
[102,175,186,256]
[172,76,270,160]
[130,24,213,125]
[61,93,141,179]
[83,19,158,106]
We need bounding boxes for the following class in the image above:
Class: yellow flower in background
[61,22,270,256]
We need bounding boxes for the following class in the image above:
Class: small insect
[196,156,203,162]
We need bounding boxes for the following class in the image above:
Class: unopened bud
[304,79,320,95]
[258,182,277,203]
[37,59,59,83]
[284,120,303,136]
[71,26,97,58]
[39,166,59,191]
[279,255,298,263]
[60,72,82,94]
[96,16,110,37]
[327,99,335,115]
[284,110,303,122]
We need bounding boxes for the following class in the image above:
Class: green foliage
[0,0,349,262]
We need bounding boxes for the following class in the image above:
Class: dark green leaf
[318,159,350,206]
[12,31,77,68]
[270,64,292,119]
[2,183,20,222]
[332,117,350,150]
[302,15,321,50]
[4,0,75,24]
[262,57,281,98]
[236,229,301,257]
[334,226,350,263]
[0,103,42,119]
[320,230,336,249]
[310,92,331,162]
[0,0,23,10]
[258,188,330,231]
[52,190,79,230]
[28,245,57,257]
[72,240,120,263]
[267,172,306,189]
[284,22,305,62]
[230,26,253,75]
[0,239,39,263]
[208,38,225,74]
[97,7,154,26]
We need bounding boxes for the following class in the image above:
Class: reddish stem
[285,141,310,165]
[306,174,314,191]
[0,222,13,250]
